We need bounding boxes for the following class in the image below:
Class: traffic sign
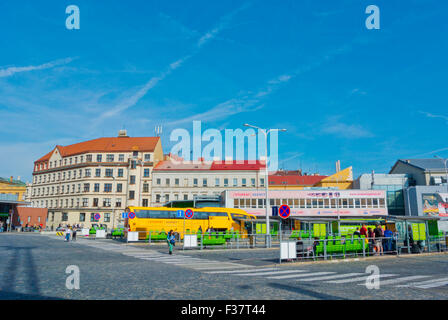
[279,204,291,219]
[122,212,128,219]
[128,211,136,219]
[177,210,184,218]
[94,213,101,220]
[185,209,194,219]
[272,206,279,216]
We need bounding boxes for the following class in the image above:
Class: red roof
[210,160,266,171]
[35,137,160,163]
[268,174,327,186]
[153,160,266,171]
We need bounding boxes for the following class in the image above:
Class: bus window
[207,212,228,217]
[234,199,238,207]
[355,199,361,208]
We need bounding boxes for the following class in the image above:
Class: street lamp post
[244,124,286,248]
[434,155,448,194]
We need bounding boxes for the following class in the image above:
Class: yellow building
[313,167,353,190]
[0,177,27,201]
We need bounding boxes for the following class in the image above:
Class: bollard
[200,233,203,250]
[362,238,365,257]
[324,239,327,260]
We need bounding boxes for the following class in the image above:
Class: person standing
[374,224,384,255]
[167,230,175,255]
[72,227,77,241]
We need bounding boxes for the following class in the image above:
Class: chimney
[118,129,128,137]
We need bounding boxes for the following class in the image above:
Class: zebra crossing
[49,236,448,290]
[202,267,448,290]
[72,238,254,271]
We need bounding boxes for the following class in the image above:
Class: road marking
[234,270,308,277]
[190,264,250,270]
[358,275,430,287]
[396,277,448,288]
[298,273,364,282]
[413,280,448,289]
[205,268,278,274]
[327,274,397,284]
[267,272,335,280]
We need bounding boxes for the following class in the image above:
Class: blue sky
[1,0,447,182]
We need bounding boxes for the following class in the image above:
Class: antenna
[154,125,163,137]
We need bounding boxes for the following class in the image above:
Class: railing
[98,229,448,260]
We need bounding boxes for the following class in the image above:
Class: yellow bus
[125,206,256,239]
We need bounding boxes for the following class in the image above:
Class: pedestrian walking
[65,227,72,242]
[167,230,175,255]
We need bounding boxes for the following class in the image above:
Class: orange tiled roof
[35,137,160,163]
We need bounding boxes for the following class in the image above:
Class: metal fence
[98,229,448,261]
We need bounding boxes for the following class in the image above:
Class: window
[97,154,102,162]
[193,178,198,187]
[71,185,75,193]
[143,183,149,193]
[166,179,170,186]
[144,168,150,177]
[95,169,101,177]
[224,178,229,187]
[203,179,207,187]
[106,154,114,162]
[184,194,188,200]
[86,154,92,162]
[104,183,112,192]
[156,178,161,185]
[133,151,138,157]
[84,183,90,192]
[117,183,123,192]
[215,178,220,187]
[142,199,149,207]
[74,157,78,164]
[116,198,122,207]
[82,198,88,207]
[77,184,81,193]
[79,213,85,222]
[80,155,84,163]
[85,169,91,177]
[105,169,113,177]
[165,194,169,202]
[129,191,135,200]
[175,178,180,186]
[73,170,76,179]
[242,178,247,187]
[233,178,238,187]
[118,154,124,162]
[90,213,96,222]
[156,194,161,203]
[94,183,100,192]
[118,169,123,177]
[104,213,111,222]
[260,178,265,187]
[68,171,71,179]
[130,160,137,169]
[130,175,136,184]
[251,178,256,187]
[144,154,151,161]
[62,212,68,221]
[103,198,111,207]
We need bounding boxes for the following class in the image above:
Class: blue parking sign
[122,212,128,219]
[177,210,184,218]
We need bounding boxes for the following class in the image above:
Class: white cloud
[419,111,448,124]
[0,57,75,78]
[322,122,374,139]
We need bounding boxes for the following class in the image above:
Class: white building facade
[151,159,266,205]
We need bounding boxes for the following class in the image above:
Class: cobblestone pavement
[1,233,447,300]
